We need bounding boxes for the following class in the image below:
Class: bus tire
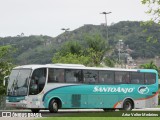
[49,99,59,113]
[123,99,133,111]
[31,109,40,113]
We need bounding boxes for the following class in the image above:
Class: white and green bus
[6,64,159,113]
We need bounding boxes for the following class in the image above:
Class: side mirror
[3,76,9,86]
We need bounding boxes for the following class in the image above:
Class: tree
[104,58,115,67]
[141,0,160,43]
[0,45,14,95]
[58,41,83,56]
[52,34,113,67]
[140,61,158,69]
[140,61,159,76]
[84,34,110,66]
[52,41,90,65]
[52,52,91,66]
[142,0,160,24]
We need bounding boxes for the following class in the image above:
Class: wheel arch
[122,97,135,109]
[48,97,62,109]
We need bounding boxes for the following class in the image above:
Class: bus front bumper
[6,100,27,109]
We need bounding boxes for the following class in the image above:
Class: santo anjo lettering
[93,86,134,93]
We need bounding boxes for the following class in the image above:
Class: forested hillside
[0,21,160,65]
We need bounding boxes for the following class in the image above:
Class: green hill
[0,21,160,65]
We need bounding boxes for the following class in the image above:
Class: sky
[0,0,151,37]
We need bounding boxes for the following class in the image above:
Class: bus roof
[12,64,158,73]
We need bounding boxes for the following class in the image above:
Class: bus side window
[55,69,64,83]
[115,75,121,84]
[122,73,130,84]
[65,69,81,83]
[83,70,98,84]
[130,72,144,84]
[75,70,83,83]
[115,71,129,84]
[100,78,105,83]
[48,69,56,83]
[145,73,156,85]
[99,71,114,84]
[48,69,64,83]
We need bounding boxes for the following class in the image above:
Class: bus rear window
[145,73,156,84]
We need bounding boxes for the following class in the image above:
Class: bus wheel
[31,109,40,113]
[123,99,133,111]
[49,99,59,113]
[103,108,115,112]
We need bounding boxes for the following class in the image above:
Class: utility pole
[61,28,70,41]
[118,39,123,65]
[100,12,112,40]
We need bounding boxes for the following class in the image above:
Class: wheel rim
[125,101,132,110]
[53,102,58,111]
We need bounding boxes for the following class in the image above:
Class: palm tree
[140,61,159,73]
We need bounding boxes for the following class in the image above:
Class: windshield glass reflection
[7,69,31,96]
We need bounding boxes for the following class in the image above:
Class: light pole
[100,12,112,40]
[118,40,123,63]
[61,28,70,41]
[61,28,70,32]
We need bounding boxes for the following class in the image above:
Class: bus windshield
[7,69,32,96]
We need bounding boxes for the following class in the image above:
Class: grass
[35,112,160,120]
[36,117,160,120]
